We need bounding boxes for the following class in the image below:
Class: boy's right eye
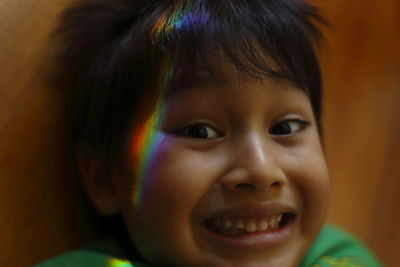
[179,123,221,140]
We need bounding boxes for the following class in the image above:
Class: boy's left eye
[269,119,308,136]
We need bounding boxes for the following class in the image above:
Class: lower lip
[199,218,295,251]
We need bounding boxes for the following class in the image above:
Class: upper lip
[199,202,296,222]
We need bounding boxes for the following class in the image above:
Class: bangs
[148,0,325,97]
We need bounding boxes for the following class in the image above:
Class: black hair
[54,0,326,176]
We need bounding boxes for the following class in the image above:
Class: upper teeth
[213,214,283,233]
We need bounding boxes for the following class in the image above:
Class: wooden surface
[0,1,97,266]
[0,0,399,266]
[316,1,400,266]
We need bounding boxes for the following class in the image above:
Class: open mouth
[203,212,296,236]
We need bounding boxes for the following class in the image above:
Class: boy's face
[112,59,330,267]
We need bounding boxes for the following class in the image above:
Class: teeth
[277,214,282,223]
[257,220,268,231]
[235,221,244,229]
[245,222,257,232]
[211,213,286,234]
[268,217,275,227]
[224,219,233,228]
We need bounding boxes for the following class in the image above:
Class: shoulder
[34,239,150,267]
[34,249,118,267]
[301,224,383,267]
[34,250,150,267]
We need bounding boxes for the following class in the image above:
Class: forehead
[159,58,312,122]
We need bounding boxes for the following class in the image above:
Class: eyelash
[269,119,309,136]
[177,123,221,140]
[177,119,309,140]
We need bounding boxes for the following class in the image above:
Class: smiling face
[111,58,330,267]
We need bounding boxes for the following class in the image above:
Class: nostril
[235,181,281,190]
[235,183,256,190]
[271,181,281,187]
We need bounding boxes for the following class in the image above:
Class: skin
[82,58,330,266]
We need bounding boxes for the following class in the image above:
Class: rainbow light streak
[129,103,162,206]
[129,60,174,206]
[130,107,162,177]
[151,0,209,41]
[107,258,134,267]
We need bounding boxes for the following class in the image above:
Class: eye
[181,123,221,139]
[269,119,308,136]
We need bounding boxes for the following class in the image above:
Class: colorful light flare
[151,0,209,43]
[128,59,171,206]
[107,258,134,267]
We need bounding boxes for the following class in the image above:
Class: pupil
[273,122,291,135]
[188,125,208,138]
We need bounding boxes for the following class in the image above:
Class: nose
[220,133,286,192]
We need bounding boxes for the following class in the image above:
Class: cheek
[135,140,206,216]
[132,134,226,214]
[126,137,223,264]
[290,133,330,197]
[302,154,330,216]
[287,141,330,230]
[295,152,329,197]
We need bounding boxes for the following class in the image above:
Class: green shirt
[300,225,382,267]
[35,224,382,267]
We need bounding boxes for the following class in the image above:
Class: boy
[37,0,381,266]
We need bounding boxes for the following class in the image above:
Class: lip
[202,202,296,219]
[197,203,297,251]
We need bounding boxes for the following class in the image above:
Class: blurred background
[0,0,399,266]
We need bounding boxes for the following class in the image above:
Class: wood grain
[316,0,400,266]
[0,1,97,266]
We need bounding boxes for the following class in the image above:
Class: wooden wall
[0,1,97,266]
[0,0,399,266]
[317,0,400,266]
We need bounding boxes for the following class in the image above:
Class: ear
[77,151,120,216]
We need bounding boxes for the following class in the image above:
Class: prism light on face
[129,109,161,206]
[127,63,171,207]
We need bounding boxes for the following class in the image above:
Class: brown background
[0,0,399,266]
